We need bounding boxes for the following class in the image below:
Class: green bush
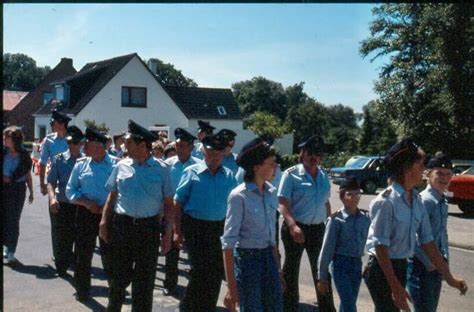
[280,154,299,170]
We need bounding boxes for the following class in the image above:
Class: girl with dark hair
[364,138,467,311]
[221,138,284,311]
[3,126,34,265]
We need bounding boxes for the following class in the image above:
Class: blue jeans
[332,255,362,312]
[234,246,283,312]
[407,257,442,312]
[4,182,27,253]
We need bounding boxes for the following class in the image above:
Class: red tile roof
[3,90,28,111]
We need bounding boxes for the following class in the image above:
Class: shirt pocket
[293,181,314,200]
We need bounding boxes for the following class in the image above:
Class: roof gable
[3,91,28,111]
[163,85,242,120]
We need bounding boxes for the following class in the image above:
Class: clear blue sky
[4,3,385,112]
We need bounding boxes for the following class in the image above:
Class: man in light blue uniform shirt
[407,153,458,312]
[364,139,467,312]
[174,132,237,311]
[278,135,335,312]
[162,127,201,296]
[46,126,85,277]
[66,127,119,302]
[99,120,174,312]
[191,119,215,160]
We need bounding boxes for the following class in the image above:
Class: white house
[34,53,293,154]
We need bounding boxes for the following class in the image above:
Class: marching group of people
[3,108,469,312]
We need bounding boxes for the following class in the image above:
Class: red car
[447,167,474,214]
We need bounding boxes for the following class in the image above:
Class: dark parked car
[329,156,388,194]
[447,167,474,214]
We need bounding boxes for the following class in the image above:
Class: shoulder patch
[286,165,298,173]
[359,208,370,215]
[381,188,392,198]
[330,209,343,219]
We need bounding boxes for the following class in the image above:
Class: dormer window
[55,84,65,101]
[217,106,227,116]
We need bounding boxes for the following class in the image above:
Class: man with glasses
[66,127,119,302]
[46,126,85,277]
[278,135,336,312]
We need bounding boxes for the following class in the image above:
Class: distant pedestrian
[407,153,463,312]
[152,140,165,159]
[317,177,370,312]
[3,126,34,265]
[222,137,283,312]
[108,132,125,158]
[66,127,119,302]
[100,120,174,312]
[46,126,85,277]
[174,132,236,311]
[278,135,336,312]
[364,138,468,312]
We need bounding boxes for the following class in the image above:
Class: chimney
[147,59,158,75]
[60,57,73,67]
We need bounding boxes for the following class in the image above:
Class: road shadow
[298,303,319,311]
[5,262,58,280]
[448,212,474,219]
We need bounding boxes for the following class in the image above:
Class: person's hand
[317,280,329,295]
[160,229,172,255]
[40,184,48,196]
[99,221,109,243]
[391,283,411,311]
[49,198,59,214]
[223,287,239,312]
[289,224,305,243]
[28,192,34,204]
[447,276,468,295]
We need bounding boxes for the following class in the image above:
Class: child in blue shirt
[317,177,370,312]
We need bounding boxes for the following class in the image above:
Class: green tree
[232,77,288,120]
[145,58,197,87]
[3,53,51,91]
[360,3,474,158]
[245,112,289,139]
[83,119,110,134]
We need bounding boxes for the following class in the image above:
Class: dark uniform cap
[127,119,158,143]
[339,177,360,191]
[201,133,228,151]
[85,127,107,144]
[426,153,453,170]
[217,129,237,141]
[197,120,215,134]
[260,133,275,146]
[66,126,85,143]
[298,135,325,154]
[50,109,72,124]
[236,137,272,171]
[174,128,197,143]
[384,138,420,171]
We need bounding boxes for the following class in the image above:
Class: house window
[38,125,47,141]
[43,91,54,105]
[121,87,147,107]
[217,106,227,116]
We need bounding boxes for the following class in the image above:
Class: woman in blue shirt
[364,138,467,312]
[3,126,34,265]
[317,177,370,312]
[221,137,283,312]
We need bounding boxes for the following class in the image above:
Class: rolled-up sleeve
[277,171,293,200]
[105,165,119,192]
[370,199,393,247]
[174,169,192,205]
[417,208,433,245]
[318,216,338,281]
[66,163,83,202]
[221,191,245,250]
[39,141,50,165]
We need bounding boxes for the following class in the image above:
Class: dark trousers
[364,255,407,312]
[107,214,161,312]
[50,201,78,273]
[164,246,180,290]
[74,206,111,296]
[281,221,336,312]
[3,183,27,254]
[180,214,225,312]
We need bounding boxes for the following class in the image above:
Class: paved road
[3,181,473,311]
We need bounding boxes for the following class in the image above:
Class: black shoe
[75,292,90,302]
[162,287,176,296]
